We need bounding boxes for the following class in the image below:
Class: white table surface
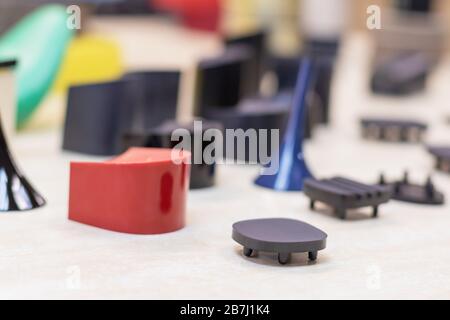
[2,30,450,299]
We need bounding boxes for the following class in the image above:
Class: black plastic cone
[0,117,45,212]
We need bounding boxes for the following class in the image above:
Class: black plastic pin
[379,172,444,205]
[303,177,391,220]
[232,218,327,265]
[361,118,427,143]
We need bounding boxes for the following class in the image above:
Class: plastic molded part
[304,39,339,125]
[0,59,17,140]
[152,0,221,31]
[361,118,427,143]
[0,111,46,212]
[96,1,154,14]
[204,96,290,162]
[379,172,444,205]
[428,146,450,173]
[225,31,267,92]
[122,120,223,189]
[69,148,191,234]
[63,71,180,156]
[0,5,74,126]
[0,60,17,68]
[63,80,133,156]
[197,47,291,162]
[53,35,124,93]
[232,218,327,265]
[122,71,180,130]
[304,177,391,220]
[196,46,257,112]
[254,58,314,191]
[395,0,433,12]
[371,52,431,96]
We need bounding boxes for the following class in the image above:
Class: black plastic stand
[232,218,327,265]
[378,172,444,205]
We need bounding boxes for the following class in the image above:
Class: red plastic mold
[69,148,191,234]
[152,0,221,32]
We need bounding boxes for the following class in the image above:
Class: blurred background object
[63,71,180,155]
[0,4,74,127]
[370,0,446,96]
[0,102,46,211]
[0,0,449,133]
[122,119,224,189]
[152,0,222,31]
[96,0,153,14]
[395,0,434,12]
[0,60,17,139]
[52,35,123,93]
[255,58,314,191]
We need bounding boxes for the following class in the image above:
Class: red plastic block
[69,148,191,234]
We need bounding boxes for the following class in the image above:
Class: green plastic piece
[0,5,74,126]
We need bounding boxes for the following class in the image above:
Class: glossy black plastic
[122,120,223,189]
[0,115,45,212]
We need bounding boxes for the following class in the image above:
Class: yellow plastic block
[53,35,123,93]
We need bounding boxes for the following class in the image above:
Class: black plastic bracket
[378,172,444,205]
[304,177,391,220]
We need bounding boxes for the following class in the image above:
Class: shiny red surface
[69,148,191,234]
[152,0,221,32]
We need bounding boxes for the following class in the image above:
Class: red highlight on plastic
[68,148,191,234]
[152,0,221,32]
